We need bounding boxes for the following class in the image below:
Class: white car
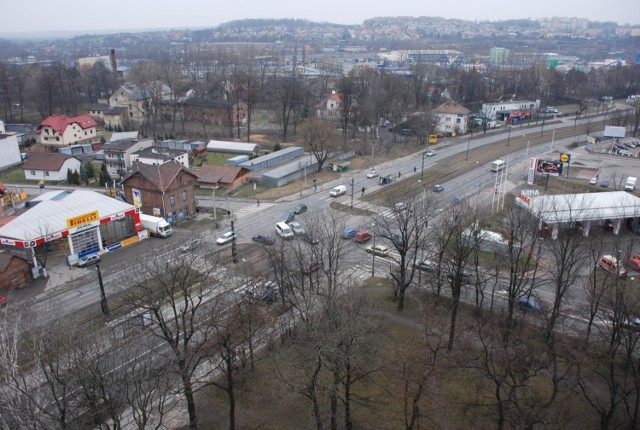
[425,149,437,157]
[589,177,598,185]
[288,221,305,235]
[366,170,379,178]
[216,231,236,245]
[77,254,100,267]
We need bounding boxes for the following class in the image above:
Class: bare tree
[302,118,339,172]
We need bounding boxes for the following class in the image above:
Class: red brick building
[0,252,30,290]
[197,165,251,190]
[121,161,199,223]
[179,98,248,127]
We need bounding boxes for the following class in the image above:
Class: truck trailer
[140,214,172,238]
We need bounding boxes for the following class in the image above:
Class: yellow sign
[66,210,99,229]
[120,236,140,247]
[560,153,569,163]
[428,134,438,143]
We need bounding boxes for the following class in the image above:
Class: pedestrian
[398,171,401,178]
[414,166,417,173]
[361,186,365,195]
[257,199,260,206]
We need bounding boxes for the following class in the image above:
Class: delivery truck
[140,213,172,238]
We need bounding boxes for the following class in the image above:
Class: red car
[0,295,7,306]
[624,255,640,271]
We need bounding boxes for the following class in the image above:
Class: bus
[490,159,505,172]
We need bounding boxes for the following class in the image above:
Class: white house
[22,153,81,182]
[36,115,98,147]
[103,138,154,179]
[130,146,190,168]
[433,100,471,135]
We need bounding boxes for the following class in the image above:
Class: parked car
[216,231,237,245]
[366,170,379,179]
[252,234,275,245]
[288,221,305,235]
[618,150,633,157]
[365,244,389,257]
[0,295,6,306]
[517,296,542,312]
[180,239,201,252]
[77,253,100,267]
[597,255,627,277]
[301,232,319,245]
[394,202,408,211]
[341,227,359,239]
[589,176,598,185]
[622,316,640,332]
[433,184,444,192]
[425,149,437,157]
[555,112,570,117]
[292,204,307,214]
[281,212,295,223]
[302,260,323,274]
[623,255,640,271]
[415,259,437,272]
[600,179,609,188]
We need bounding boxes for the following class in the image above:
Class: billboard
[536,159,563,176]
[527,157,537,185]
[604,126,626,138]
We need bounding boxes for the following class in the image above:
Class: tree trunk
[180,365,198,430]
[226,356,236,430]
[447,285,461,351]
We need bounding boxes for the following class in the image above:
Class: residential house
[315,91,343,120]
[121,161,199,223]
[103,138,154,179]
[131,146,190,169]
[433,100,471,135]
[109,82,173,128]
[177,98,248,127]
[22,153,81,182]
[197,165,251,190]
[0,252,31,290]
[35,115,98,148]
[87,103,127,129]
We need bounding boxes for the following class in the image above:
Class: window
[170,195,175,206]
[30,170,35,175]
[182,190,188,201]
[56,137,60,141]
[45,171,50,176]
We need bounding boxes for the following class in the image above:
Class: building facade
[22,153,82,182]
[36,115,98,148]
[103,138,154,179]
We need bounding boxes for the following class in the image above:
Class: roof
[237,147,303,168]
[197,165,247,184]
[110,132,139,142]
[434,100,471,115]
[206,140,261,154]
[122,161,199,191]
[0,190,136,242]
[22,153,79,171]
[36,114,98,135]
[516,191,640,224]
[135,146,187,159]
[104,138,153,152]
[118,82,172,101]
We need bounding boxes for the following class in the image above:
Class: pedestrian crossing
[233,202,277,220]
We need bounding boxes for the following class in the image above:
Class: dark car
[341,227,359,239]
[281,212,295,223]
[292,204,307,214]
[517,296,542,312]
[600,179,609,188]
[77,253,100,268]
[252,234,275,245]
[301,232,319,245]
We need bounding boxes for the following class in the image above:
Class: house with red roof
[36,114,98,148]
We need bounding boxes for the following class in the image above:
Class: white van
[330,185,347,197]
[275,222,294,239]
[490,159,505,172]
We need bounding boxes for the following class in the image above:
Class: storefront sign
[66,210,99,229]
[120,236,140,247]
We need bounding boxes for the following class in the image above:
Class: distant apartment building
[489,47,509,65]
[109,83,173,128]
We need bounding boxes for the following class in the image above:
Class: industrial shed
[206,140,261,155]
[261,154,318,187]
[515,190,640,239]
[238,147,304,176]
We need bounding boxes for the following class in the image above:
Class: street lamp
[371,224,376,277]
[421,151,427,181]
[507,125,512,146]
[96,264,110,320]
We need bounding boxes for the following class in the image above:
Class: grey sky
[2,0,639,34]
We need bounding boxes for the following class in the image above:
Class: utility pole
[231,220,237,264]
[96,264,110,320]
[212,187,217,227]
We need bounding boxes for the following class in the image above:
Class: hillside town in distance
[0,14,640,430]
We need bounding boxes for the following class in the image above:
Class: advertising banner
[536,159,563,176]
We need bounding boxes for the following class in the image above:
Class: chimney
[110,49,120,91]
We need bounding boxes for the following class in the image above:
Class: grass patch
[0,166,31,184]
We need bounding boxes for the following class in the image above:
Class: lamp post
[96,265,110,320]
[507,125,512,147]
[371,224,376,277]
[421,151,427,181]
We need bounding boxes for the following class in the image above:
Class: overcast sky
[2,0,639,34]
